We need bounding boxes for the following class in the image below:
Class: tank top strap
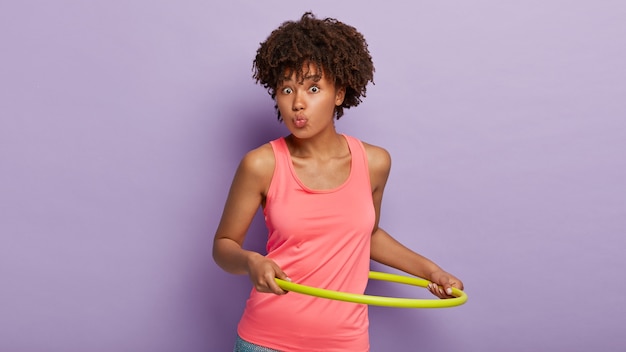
[342,134,371,190]
[269,137,290,164]
[267,137,292,195]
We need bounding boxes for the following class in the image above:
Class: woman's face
[275,64,345,138]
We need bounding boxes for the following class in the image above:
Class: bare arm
[365,143,464,298]
[370,228,463,297]
[212,144,289,295]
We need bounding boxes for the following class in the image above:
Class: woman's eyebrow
[303,73,322,81]
[279,72,322,85]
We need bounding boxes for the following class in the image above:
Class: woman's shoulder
[238,142,276,180]
[359,140,391,171]
[355,139,391,192]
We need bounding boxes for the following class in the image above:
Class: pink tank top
[237,134,375,351]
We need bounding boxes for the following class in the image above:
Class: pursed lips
[293,114,308,128]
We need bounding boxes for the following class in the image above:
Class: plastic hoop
[275,271,467,308]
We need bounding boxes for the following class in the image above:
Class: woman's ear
[335,86,346,106]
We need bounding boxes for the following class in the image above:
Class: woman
[213,12,464,351]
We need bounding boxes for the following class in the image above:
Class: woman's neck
[285,131,347,159]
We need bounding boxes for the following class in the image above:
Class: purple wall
[2,1,625,351]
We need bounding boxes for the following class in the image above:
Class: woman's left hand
[427,271,464,299]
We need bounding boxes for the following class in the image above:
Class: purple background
[1,1,625,351]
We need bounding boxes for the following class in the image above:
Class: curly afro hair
[253,12,375,120]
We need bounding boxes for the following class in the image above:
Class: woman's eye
[309,86,320,93]
[282,87,292,94]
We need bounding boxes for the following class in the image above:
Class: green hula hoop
[275,271,467,308]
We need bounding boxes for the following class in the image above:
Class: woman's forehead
[281,62,326,83]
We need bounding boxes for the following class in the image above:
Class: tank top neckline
[279,134,354,194]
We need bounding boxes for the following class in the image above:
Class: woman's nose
[292,92,305,110]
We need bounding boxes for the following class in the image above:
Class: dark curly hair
[253,12,375,120]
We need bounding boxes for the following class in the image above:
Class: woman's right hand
[247,253,291,295]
